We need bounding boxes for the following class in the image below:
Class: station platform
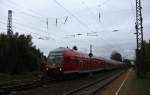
[95,68,137,95]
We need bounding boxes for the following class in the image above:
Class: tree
[0,33,46,74]
[110,51,122,61]
[123,59,132,67]
[143,40,150,71]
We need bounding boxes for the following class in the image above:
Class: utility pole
[90,45,92,54]
[135,0,145,77]
[7,10,13,36]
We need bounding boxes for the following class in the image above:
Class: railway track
[1,69,125,95]
[0,78,56,95]
[64,70,124,95]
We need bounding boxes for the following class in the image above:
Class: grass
[0,71,39,85]
[136,72,150,95]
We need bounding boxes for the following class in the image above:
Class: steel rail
[64,70,125,95]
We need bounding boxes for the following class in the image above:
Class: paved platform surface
[95,68,137,95]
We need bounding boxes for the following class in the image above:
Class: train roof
[50,47,72,53]
[49,47,89,57]
[94,56,123,64]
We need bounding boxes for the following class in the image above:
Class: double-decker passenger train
[46,47,124,77]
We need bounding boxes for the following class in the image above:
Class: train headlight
[46,68,49,71]
[59,68,62,71]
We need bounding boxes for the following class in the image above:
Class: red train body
[46,47,124,76]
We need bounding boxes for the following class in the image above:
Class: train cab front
[46,52,64,76]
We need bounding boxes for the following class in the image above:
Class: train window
[48,52,63,64]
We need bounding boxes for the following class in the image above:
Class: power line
[0,18,51,38]
[129,0,135,21]
[0,21,7,25]
[79,0,97,17]
[96,0,136,51]
[98,0,113,7]
[0,21,49,40]
[0,18,47,33]
[0,0,135,54]
[0,1,97,48]
[6,0,49,18]
[79,0,102,24]
[2,0,67,19]
[0,17,69,45]
[0,2,45,22]
[53,0,134,54]
[0,1,66,23]
[0,15,70,45]
[53,0,92,32]
[0,18,49,37]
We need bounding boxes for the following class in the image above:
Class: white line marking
[114,69,132,95]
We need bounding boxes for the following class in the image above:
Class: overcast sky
[0,0,150,59]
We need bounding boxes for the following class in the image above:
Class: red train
[46,47,124,76]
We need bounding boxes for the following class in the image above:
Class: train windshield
[48,52,63,64]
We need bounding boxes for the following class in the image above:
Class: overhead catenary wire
[95,0,135,51]
[79,0,102,24]
[53,0,102,40]
[0,17,69,45]
[0,19,50,38]
[0,0,134,33]
[52,0,126,52]
[0,0,136,56]
[79,0,97,17]
[1,0,68,19]
[0,10,69,44]
[0,2,45,23]
[52,1,133,55]
[0,15,49,33]
[0,23,7,32]
[0,0,72,36]
[129,0,135,21]
[0,17,57,41]
[0,0,90,47]
[5,0,51,19]
[0,0,67,24]
[53,0,93,32]
[98,0,113,7]
[0,18,48,33]
[77,0,105,33]
[77,0,120,50]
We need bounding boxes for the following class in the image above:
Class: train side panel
[63,51,80,73]
[79,57,105,73]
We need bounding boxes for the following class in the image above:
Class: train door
[79,57,85,73]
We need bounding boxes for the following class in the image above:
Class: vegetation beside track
[0,72,39,85]
[0,33,47,85]
[0,33,46,74]
[136,72,150,95]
